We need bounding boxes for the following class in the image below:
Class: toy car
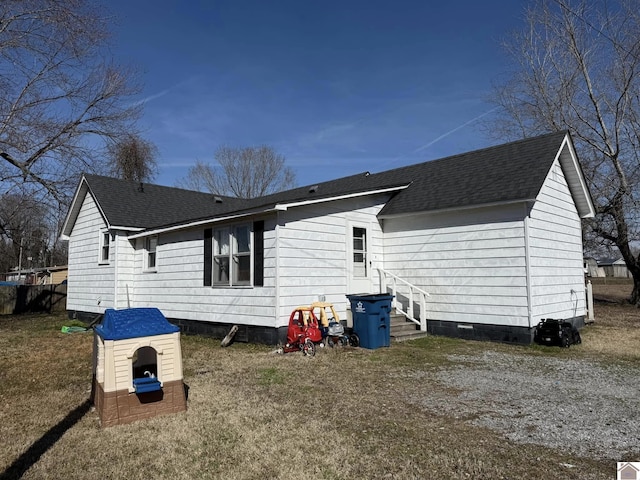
[278,306,323,356]
[311,301,359,348]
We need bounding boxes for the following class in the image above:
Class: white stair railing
[376,268,429,331]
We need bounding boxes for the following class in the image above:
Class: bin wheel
[303,338,316,357]
[349,334,360,347]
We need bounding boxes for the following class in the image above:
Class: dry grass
[578,281,640,363]
[0,295,636,479]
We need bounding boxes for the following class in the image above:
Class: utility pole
[17,237,23,283]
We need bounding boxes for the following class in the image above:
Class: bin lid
[346,294,394,302]
[96,307,179,340]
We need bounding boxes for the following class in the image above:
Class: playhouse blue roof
[95,308,179,340]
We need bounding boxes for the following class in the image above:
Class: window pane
[353,227,366,250]
[148,252,156,269]
[101,232,110,261]
[234,225,250,253]
[214,257,229,284]
[234,255,251,283]
[352,227,367,277]
[215,228,229,255]
[353,263,367,277]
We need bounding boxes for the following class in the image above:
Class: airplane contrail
[410,106,499,155]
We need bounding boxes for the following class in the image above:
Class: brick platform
[92,378,187,427]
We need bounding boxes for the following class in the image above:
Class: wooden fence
[0,284,67,315]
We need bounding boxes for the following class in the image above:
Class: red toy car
[278,306,323,356]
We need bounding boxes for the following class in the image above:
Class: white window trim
[212,224,253,287]
[98,229,110,265]
[143,235,158,272]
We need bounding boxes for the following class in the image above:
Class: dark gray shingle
[84,131,568,230]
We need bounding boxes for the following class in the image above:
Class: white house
[61,131,595,344]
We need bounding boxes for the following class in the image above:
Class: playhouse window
[144,236,158,271]
[213,224,251,286]
[99,229,110,264]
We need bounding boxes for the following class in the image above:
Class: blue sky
[106,0,528,188]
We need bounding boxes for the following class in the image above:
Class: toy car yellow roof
[310,301,334,308]
[310,302,339,326]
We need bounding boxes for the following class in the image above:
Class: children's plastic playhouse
[91,307,187,427]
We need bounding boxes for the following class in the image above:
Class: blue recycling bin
[346,294,394,349]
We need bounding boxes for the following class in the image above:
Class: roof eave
[378,198,537,219]
[128,185,410,239]
[558,133,596,218]
[60,175,113,240]
[274,185,409,211]
[127,208,280,239]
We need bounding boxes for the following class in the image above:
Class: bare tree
[0,0,143,209]
[490,0,640,304]
[178,146,296,198]
[177,160,218,193]
[0,192,50,273]
[108,134,158,182]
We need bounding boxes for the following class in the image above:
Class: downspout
[274,212,281,335]
[523,205,533,329]
[113,231,119,309]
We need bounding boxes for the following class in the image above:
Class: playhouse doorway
[132,346,158,379]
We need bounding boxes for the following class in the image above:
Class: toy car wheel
[339,336,348,347]
[349,333,360,347]
[327,336,335,348]
[561,327,572,348]
[303,338,316,357]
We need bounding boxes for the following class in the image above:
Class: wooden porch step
[389,311,428,342]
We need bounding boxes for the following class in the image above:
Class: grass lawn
[0,285,637,480]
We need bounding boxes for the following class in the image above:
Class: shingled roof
[62,131,594,238]
[377,130,572,217]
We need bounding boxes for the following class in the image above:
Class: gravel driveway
[412,351,640,461]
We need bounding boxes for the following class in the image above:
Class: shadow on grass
[0,399,92,480]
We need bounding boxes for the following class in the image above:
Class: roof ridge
[368,130,568,178]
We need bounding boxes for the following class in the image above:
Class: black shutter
[253,221,264,287]
[204,228,212,286]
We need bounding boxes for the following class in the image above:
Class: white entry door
[348,223,372,294]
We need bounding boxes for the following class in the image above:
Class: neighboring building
[3,266,68,285]
[61,131,595,345]
[597,258,631,278]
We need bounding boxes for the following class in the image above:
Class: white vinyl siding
[383,204,530,327]
[528,159,586,321]
[276,196,388,328]
[67,193,115,313]
[129,220,277,327]
[114,233,136,309]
